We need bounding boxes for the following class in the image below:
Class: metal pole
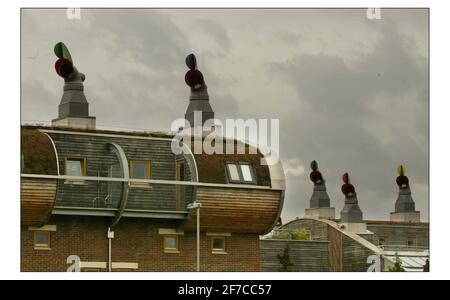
[196,206,200,272]
[108,227,113,272]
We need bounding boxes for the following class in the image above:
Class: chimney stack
[305,160,335,219]
[390,165,420,222]
[51,42,96,130]
[184,54,215,128]
[339,172,367,233]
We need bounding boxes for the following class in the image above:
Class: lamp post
[187,201,202,272]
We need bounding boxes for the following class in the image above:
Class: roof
[21,125,274,187]
[21,129,58,175]
[365,220,429,227]
[21,124,174,139]
[331,219,429,227]
[193,142,271,186]
[384,251,429,272]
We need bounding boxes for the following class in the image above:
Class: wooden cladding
[185,186,282,234]
[21,179,57,226]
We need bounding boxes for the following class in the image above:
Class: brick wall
[21,216,259,272]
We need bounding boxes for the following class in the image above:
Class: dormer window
[225,162,256,184]
[130,160,151,187]
[66,157,86,176]
[65,157,87,184]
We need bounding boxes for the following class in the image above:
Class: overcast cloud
[21,8,429,222]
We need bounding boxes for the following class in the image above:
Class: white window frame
[225,162,257,184]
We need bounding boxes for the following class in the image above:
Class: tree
[290,230,311,241]
[277,245,295,272]
[388,253,405,272]
[423,259,429,272]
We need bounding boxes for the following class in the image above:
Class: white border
[3,0,449,280]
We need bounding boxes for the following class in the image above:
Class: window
[163,235,179,253]
[406,237,417,248]
[33,231,51,250]
[65,157,86,176]
[211,237,227,254]
[130,160,151,187]
[225,162,256,184]
[227,164,241,181]
[240,165,253,182]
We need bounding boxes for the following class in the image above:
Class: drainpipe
[107,227,114,272]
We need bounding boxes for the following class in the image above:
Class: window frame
[211,236,227,254]
[225,161,257,184]
[163,235,180,253]
[129,159,152,187]
[64,157,87,184]
[33,231,51,250]
[406,237,417,248]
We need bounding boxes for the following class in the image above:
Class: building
[20,44,285,272]
[260,161,429,272]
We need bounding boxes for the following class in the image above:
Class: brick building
[20,45,285,272]
[260,161,429,272]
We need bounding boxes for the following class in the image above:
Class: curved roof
[192,141,271,186]
[20,125,286,190]
[21,129,58,175]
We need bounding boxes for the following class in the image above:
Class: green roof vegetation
[21,129,57,175]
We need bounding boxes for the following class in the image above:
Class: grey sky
[21,8,429,222]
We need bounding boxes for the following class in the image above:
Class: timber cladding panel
[366,224,429,247]
[328,226,342,272]
[21,216,260,272]
[341,235,375,272]
[46,132,186,211]
[185,187,282,233]
[21,179,57,226]
[260,240,329,272]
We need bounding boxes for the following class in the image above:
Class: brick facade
[21,216,260,272]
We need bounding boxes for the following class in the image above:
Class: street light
[187,201,202,272]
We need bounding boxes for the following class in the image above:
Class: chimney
[339,172,367,233]
[184,54,215,128]
[390,165,420,222]
[305,160,335,219]
[51,42,96,130]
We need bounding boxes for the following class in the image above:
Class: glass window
[130,160,150,179]
[164,235,179,252]
[226,162,256,183]
[212,237,226,253]
[34,231,50,249]
[66,158,85,176]
[227,164,240,181]
[240,164,253,182]
[406,238,416,247]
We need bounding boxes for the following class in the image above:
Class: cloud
[268,17,428,221]
[283,158,306,177]
[21,9,429,222]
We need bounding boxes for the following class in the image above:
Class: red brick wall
[21,216,260,272]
